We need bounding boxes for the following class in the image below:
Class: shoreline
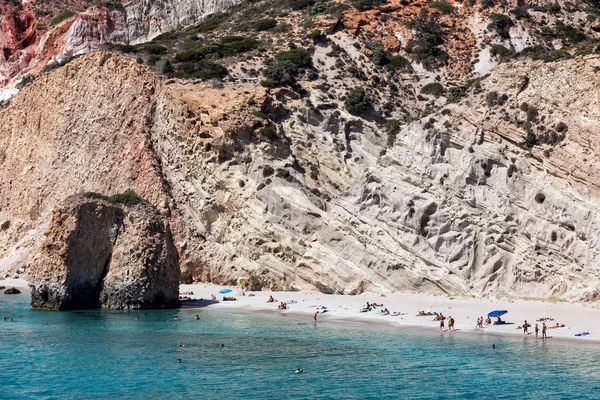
[3,278,600,344]
[178,282,600,345]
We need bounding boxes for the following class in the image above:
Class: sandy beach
[3,278,600,343]
[179,283,600,344]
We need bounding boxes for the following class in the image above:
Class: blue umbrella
[219,288,232,294]
[488,310,508,318]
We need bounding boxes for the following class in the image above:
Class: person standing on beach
[440,316,445,332]
[542,323,547,340]
[535,323,539,339]
[448,316,454,331]
[523,320,529,334]
[313,312,318,323]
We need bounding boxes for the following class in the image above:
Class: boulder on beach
[28,193,180,310]
[4,287,21,294]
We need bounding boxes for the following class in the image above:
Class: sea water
[1,292,600,399]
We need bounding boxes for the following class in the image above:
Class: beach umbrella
[219,288,232,294]
[488,310,508,318]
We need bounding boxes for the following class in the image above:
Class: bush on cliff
[405,9,448,70]
[429,1,454,15]
[344,88,371,115]
[172,61,228,80]
[371,47,413,72]
[487,14,513,39]
[82,190,144,205]
[51,10,75,26]
[261,46,312,88]
[421,82,445,97]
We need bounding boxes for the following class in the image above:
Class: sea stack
[29,193,180,310]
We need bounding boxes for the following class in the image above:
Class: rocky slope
[0,0,242,89]
[2,0,600,301]
[29,194,179,310]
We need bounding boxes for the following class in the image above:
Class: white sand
[180,283,600,343]
[4,278,599,343]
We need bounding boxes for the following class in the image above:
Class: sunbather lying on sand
[417,311,434,316]
[222,297,237,301]
[537,317,555,322]
[548,323,566,329]
[381,308,390,316]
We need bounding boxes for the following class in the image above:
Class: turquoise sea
[1,291,600,399]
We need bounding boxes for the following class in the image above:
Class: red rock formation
[0,2,37,85]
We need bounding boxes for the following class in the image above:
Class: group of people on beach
[436,314,455,332]
[475,316,492,328]
[530,321,548,339]
[359,302,384,313]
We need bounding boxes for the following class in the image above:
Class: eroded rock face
[0,0,243,88]
[29,195,179,310]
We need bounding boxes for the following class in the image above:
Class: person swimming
[295,368,303,373]
[178,342,184,347]
[177,359,182,363]
[195,315,200,320]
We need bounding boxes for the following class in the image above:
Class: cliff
[29,194,179,310]
[2,0,600,301]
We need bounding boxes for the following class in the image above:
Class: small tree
[345,88,370,115]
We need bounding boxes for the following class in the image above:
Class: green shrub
[405,9,448,70]
[82,192,107,200]
[344,88,370,115]
[173,61,228,80]
[51,10,75,26]
[252,110,269,119]
[385,119,403,145]
[446,85,468,103]
[40,55,80,74]
[352,0,384,11]
[522,128,538,148]
[372,47,387,66]
[372,46,412,71]
[555,20,587,45]
[141,43,168,55]
[16,74,35,89]
[108,190,143,205]
[82,190,143,205]
[255,18,278,31]
[136,57,143,64]
[162,60,174,74]
[193,13,227,32]
[429,1,454,15]
[109,44,138,53]
[307,29,323,40]
[487,14,513,39]
[176,37,259,61]
[421,82,445,97]
[386,55,412,71]
[480,0,497,9]
[490,44,514,61]
[307,1,328,16]
[510,6,530,19]
[261,47,312,88]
